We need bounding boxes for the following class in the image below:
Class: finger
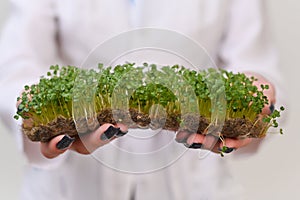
[186,133,204,144]
[115,123,129,137]
[185,133,221,152]
[97,123,127,141]
[261,103,275,115]
[71,123,127,154]
[175,131,190,143]
[221,137,253,151]
[261,106,271,115]
[185,133,205,149]
[41,135,75,159]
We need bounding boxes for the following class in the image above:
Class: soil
[22,108,267,142]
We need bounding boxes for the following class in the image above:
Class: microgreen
[14,63,284,139]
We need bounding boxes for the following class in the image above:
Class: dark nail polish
[219,146,235,154]
[189,143,203,149]
[101,126,120,141]
[17,104,23,113]
[269,104,275,114]
[116,129,128,137]
[184,143,202,149]
[56,135,75,150]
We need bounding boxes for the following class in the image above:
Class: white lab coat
[0,0,279,199]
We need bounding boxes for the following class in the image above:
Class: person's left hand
[175,72,276,154]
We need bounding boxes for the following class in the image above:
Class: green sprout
[14,63,284,144]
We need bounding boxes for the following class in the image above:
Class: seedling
[15,63,284,148]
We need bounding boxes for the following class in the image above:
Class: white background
[0,0,299,199]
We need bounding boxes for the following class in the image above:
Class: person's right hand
[34,122,128,159]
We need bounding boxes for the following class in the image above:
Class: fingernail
[184,143,202,149]
[101,126,120,141]
[56,135,75,150]
[219,146,236,154]
[269,104,275,114]
[115,129,128,137]
[17,104,23,113]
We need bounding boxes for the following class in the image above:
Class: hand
[18,90,128,158]
[25,121,128,159]
[244,72,276,115]
[175,131,252,154]
[175,72,276,154]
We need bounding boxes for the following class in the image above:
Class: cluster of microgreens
[14,63,284,135]
[15,65,78,124]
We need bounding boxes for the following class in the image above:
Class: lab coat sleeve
[218,0,285,155]
[219,0,280,81]
[0,0,68,169]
